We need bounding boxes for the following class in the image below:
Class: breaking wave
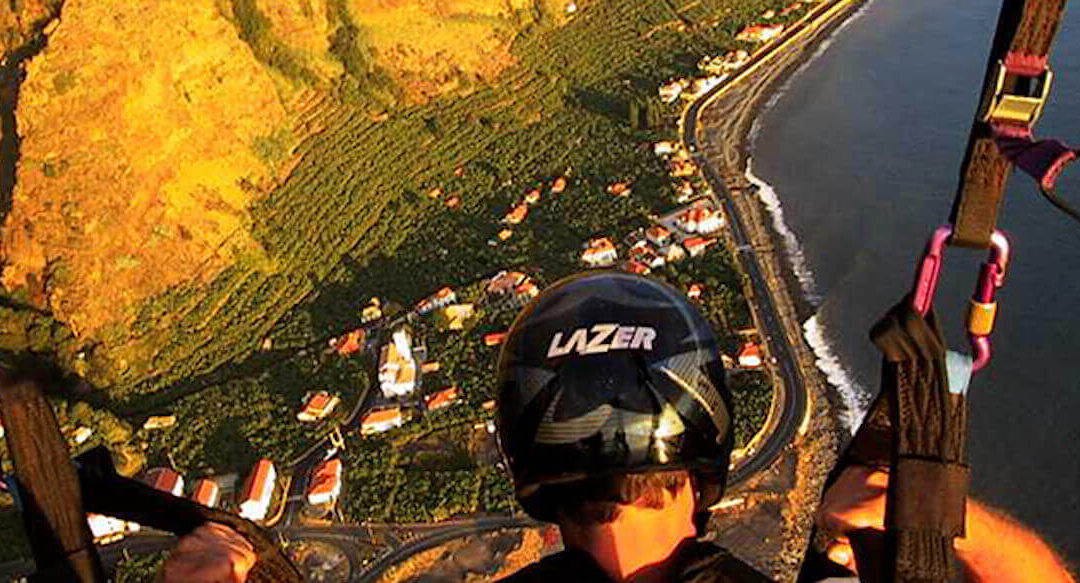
[743,161,821,305]
[803,315,871,432]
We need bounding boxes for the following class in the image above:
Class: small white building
[658,80,685,103]
[378,330,418,398]
[239,459,277,522]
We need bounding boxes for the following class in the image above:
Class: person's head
[494,272,734,533]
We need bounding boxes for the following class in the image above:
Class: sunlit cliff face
[1,0,287,338]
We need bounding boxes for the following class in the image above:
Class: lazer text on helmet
[546,324,656,358]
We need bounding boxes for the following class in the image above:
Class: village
[82,132,774,546]
[71,0,817,558]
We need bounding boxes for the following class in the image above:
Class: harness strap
[871,300,968,582]
[949,0,1069,248]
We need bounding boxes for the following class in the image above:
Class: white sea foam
[743,161,821,305]
[803,315,871,432]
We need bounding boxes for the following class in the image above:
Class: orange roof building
[298,391,341,422]
[190,479,221,508]
[551,176,568,194]
[626,260,650,275]
[646,225,673,247]
[607,182,632,197]
[504,203,529,225]
[515,281,539,300]
[683,236,715,257]
[525,188,542,204]
[738,342,763,369]
[582,237,618,267]
[688,284,704,300]
[144,468,184,497]
[333,329,366,356]
[417,287,457,314]
[484,331,508,346]
[424,386,461,412]
[487,271,528,295]
[239,459,277,521]
[669,159,698,178]
[360,407,405,436]
[736,23,784,42]
[421,361,441,373]
[497,228,514,241]
[306,459,343,506]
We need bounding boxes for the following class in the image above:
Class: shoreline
[686,0,868,578]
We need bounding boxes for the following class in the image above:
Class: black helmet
[495,272,734,522]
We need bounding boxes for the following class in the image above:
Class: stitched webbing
[949,0,1069,248]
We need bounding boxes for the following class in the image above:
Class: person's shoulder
[497,548,610,583]
[674,540,775,582]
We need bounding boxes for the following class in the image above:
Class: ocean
[750,0,1080,561]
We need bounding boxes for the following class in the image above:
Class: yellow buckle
[982,60,1053,128]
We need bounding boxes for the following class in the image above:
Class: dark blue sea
[751,0,1080,561]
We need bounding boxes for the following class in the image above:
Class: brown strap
[0,368,104,582]
[892,458,970,538]
[949,0,1069,248]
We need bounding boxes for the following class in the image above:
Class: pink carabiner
[909,226,1011,371]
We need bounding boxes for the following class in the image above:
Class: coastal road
[682,0,862,482]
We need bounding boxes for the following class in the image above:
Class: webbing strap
[871,300,968,582]
[949,0,1069,248]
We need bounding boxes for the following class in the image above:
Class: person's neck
[560,483,696,582]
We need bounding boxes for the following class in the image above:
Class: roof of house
[626,261,650,275]
[684,236,713,249]
[362,407,402,426]
[144,468,182,495]
[488,271,528,293]
[646,225,671,239]
[307,459,342,497]
[240,459,275,504]
[505,203,529,224]
[484,331,508,346]
[425,386,461,410]
[191,479,220,506]
[300,391,339,418]
[739,342,761,359]
[552,177,567,192]
[515,281,539,297]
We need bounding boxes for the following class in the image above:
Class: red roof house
[551,176,568,194]
[190,479,221,508]
[738,342,763,369]
[298,391,341,422]
[424,386,462,412]
[238,459,277,521]
[306,459,343,506]
[144,468,183,497]
[360,407,406,435]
